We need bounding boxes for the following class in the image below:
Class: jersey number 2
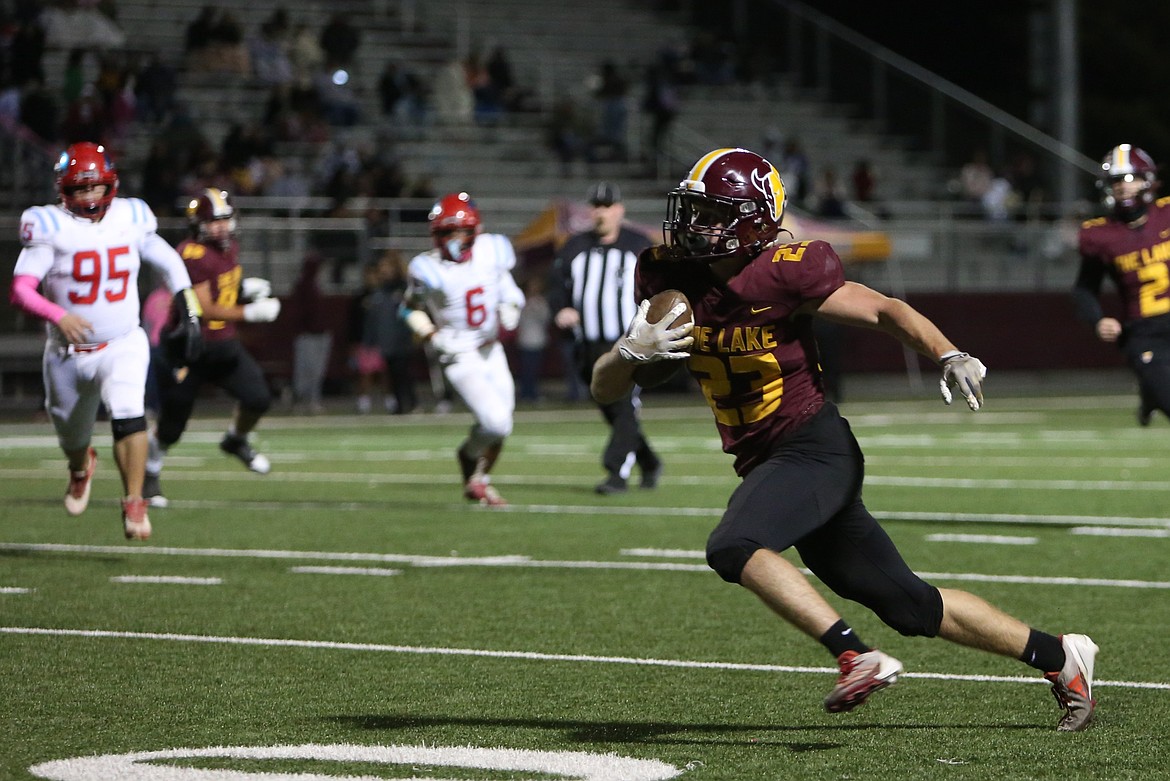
[689,352,784,426]
[1138,263,1170,317]
[68,246,131,305]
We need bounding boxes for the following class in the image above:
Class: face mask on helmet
[663,147,786,262]
[187,188,238,248]
[55,142,119,221]
[1098,144,1158,222]
[429,192,481,262]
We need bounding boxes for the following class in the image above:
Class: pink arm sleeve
[10,274,67,324]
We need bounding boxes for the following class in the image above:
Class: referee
[549,182,662,494]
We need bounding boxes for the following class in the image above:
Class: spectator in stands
[62,48,87,106]
[350,261,388,414]
[641,54,679,170]
[184,5,219,56]
[851,159,876,203]
[953,148,994,215]
[779,136,811,206]
[319,12,360,71]
[516,276,550,402]
[19,77,58,144]
[367,250,418,415]
[9,19,46,87]
[378,59,426,125]
[42,2,125,49]
[813,166,848,220]
[486,45,522,112]
[432,57,473,125]
[249,14,294,87]
[134,51,177,126]
[313,65,360,127]
[288,22,324,86]
[288,251,333,415]
[61,84,108,145]
[139,139,183,216]
[546,94,595,175]
[592,60,629,162]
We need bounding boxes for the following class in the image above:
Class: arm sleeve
[10,273,67,323]
[139,232,194,292]
[1071,256,1106,325]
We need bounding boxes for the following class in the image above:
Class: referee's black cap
[587,182,621,206]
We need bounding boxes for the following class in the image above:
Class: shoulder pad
[1156,195,1170,208]
[19,205,64,245]
[1080,217,1108,229]
[181,243,208,260]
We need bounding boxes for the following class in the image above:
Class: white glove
[242,298,281,323]
[405,309,436,339]
[617,299,694,364]
[939,350,987,411]
[499,302,521,331]
[241,277,272,302]
[430,330,457,356]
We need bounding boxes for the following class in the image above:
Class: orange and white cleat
[121,496,152,541]
[1045,633,1098,731]
[824,649,903,713]
[64,447,97,516]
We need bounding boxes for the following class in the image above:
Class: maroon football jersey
[636,240,846,476]
[177,237,242,341]
[1078,197,1170,323]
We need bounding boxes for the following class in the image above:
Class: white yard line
[2,541,1168,588]
[1,625,1165,691]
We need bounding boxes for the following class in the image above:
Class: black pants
[706,403,943,638]
[153,339,271,447]
[1122,317,1170,417]
[579,340,660,480]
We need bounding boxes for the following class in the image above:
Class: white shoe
[824,649,903,713]
[64,447,97,516]
[1045,633,1098,731]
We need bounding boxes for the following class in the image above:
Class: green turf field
[1,388,1167,780]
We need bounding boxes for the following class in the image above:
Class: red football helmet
[186,188,237,249]
[665,147,787,261]
[1098,144,1158,222]
[55,142,119,220]
[429,192,481,262]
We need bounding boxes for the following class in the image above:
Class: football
[631,289,692,389]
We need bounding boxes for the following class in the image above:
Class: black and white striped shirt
[549,227,653,344]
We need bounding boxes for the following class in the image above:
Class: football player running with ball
[1074,144,1170,426]
[591,147,1098,731]
[145,188,281,506]
[405,192,526,506]
[9,142,202,540]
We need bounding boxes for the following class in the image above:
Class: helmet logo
[752,167,784,220]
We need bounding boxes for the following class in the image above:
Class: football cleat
[121,496,152,541]
[1045,633,1098,732]
[64,446,97,516]
[143,471,168,508]
[640,463,663,490]
[595,474,628,495]
[464,477,507,507]
[824,649,903,713]
[457,446,476,482]
[220,433,271,474]
[1138,403,1153,427]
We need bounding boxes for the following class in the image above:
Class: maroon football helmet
[665,147,787,261]
[55,142,119,220]
[1098,144,1158,222]
[186,188,237,248]
[429,192,481,262]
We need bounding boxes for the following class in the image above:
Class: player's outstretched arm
[811,281,986,410]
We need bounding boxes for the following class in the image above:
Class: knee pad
[876,584,944,638]
[110,416,147,442]
[705,540,759,584]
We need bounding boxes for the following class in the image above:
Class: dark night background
[797,1,1169,163]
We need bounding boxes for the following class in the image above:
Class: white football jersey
[408,233,525,354]
[14,198,191,344]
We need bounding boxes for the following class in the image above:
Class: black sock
[1019,629,1065,673]
[819,619,869,658]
